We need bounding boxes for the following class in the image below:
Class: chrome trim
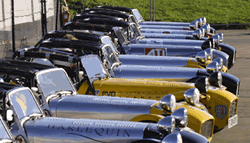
[24,117,147,143]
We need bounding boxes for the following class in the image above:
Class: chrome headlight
[201,120,213,139]
[210,27,216,34]
[211,35,220,44]
[171,108,188,128]
[160,94,176,113]
[218,32,224,42]
[206,61,219,73]
[204,48,214,60]
[190,21,198,30]
[208,71,222,87]
[230,100,237,117]
[201,24,210,35]
[196,51,207,64]
[196,18,203,28]
[184,88,200,106]
[195,77,209,93]
[162,132,183,143]
[200,28,205,38]
[201,17,207,25]
[157,116,176,135]
[193,29,202,39]
[213,58,224,71]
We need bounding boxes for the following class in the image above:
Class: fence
[0,0,61,59]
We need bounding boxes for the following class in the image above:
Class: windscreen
[113,27,128,45]
[101,36,119,54]
[9,89,41,120]
[37,69,75,97]
[102,45,120,66]
[132,9,144,22]
[0,119,11,139]
[81,55,108,79]
[130,23,142,38]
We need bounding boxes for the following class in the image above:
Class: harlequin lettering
[57,125,64,130]
[77,127,83,132]
[95,128,104,136]
[68,126,74,131]
[123,130,131,137]
[47,124,132,137]
[86,127,93,133]
[106,128,114,135]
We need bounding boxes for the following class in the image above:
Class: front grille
[201,120,213,139]
[230,100,237,117]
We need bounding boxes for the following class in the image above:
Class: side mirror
[157,116,176,135]
[160,94,176,112]
[171,108,188,128]
[7,109,14,122]
[162,132,183,143]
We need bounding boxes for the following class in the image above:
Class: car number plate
[228,114,238,129]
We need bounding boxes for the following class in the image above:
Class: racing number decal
[102,91,116,97]
[145,48,167,56]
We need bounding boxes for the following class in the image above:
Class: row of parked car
[0,5,239,143]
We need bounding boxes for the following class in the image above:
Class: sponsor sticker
[215,105,228,119]
[228,114,238,129]
[144,48,167,56]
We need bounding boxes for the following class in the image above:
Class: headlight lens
[184,88,200,106]
[201,120,213,139]
[202,17,207,25]
[162,133,183,143]
[196,51,207,64]
[230,100,237,118]
[206,61,219,73]
[213,58,223,71]
[160,94,176,112]
[193,29,201,39]
[171,108,188,128]
[208,71,222,87]
[157,116,176,135]
[204,48,214,61]
[195,77,209,93]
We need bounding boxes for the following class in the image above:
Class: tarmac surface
[211,30,250,143]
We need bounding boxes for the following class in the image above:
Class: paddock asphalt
[211,30,250,143]
[1,30,249,143]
